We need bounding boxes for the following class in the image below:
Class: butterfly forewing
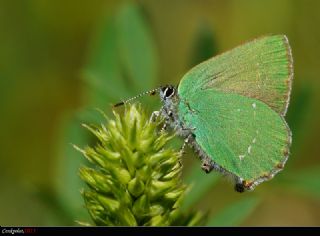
[178,35,293,116]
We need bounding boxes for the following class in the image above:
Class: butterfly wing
[178,35,293,116]
[176,34,293,188]
[178,89,291,186]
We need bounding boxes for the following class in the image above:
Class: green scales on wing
[177,35,293,187]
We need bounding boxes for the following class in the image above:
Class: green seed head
[76,104,205,226]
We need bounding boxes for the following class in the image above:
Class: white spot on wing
[240,132,259,161]
[239,127,260,162]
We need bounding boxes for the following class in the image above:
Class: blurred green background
[1,0,319,226]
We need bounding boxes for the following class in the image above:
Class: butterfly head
[159,85,180,121]
[160,85,177,102]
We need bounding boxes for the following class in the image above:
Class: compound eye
[164,86,175,98]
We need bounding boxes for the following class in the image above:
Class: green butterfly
[116,35,293,192]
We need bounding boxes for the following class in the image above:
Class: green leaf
[182,164,220,209]
[116,3,158,95]
[207,197,260,226]
[54,110,103,222]
[83,2,158,109]
[83,16,125,107]
[286,84,312,156]
[189,22,218,67]
[279,166,320,198]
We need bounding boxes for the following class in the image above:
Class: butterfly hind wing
[178,89,291,189]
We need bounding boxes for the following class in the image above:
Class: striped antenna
[113,88,160,108]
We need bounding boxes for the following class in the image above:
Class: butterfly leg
[150,110,160,122]
[160,122,167,132]
[150,108,171,133]
[180,136,190,155]
[201,157,214,174]
[176,134,192,167]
